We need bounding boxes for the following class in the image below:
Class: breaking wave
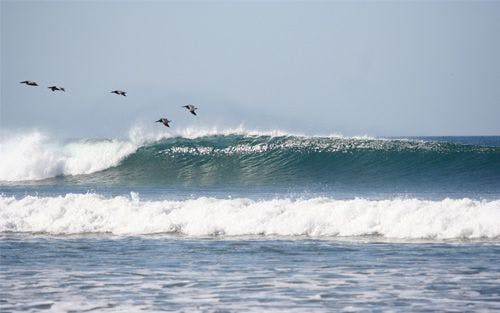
[1,193,499,239]
[0,131,137,181]
[1,128,499,194]
[0,127,333,182]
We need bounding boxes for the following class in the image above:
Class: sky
[1,1,500,138]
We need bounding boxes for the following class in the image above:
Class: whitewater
[2,128,500,312]
[0,131,137,181]
[1,127,499,240]
[1,193,499,239]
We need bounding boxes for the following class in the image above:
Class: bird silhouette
[156,118,171,127]
[182,104,197,116]
[110,90,126,96]
[20,81,38,86]
[48,86,65,92]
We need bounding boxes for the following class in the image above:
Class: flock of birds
[20,80,198,127]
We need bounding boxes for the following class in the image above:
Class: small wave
[1,193,499,239]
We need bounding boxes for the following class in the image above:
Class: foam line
[1,194,499,239]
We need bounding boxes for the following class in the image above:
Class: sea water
[1,128,499,312]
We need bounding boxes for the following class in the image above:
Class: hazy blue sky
[2,1,499,137]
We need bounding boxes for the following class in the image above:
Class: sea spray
[0,131,137,181]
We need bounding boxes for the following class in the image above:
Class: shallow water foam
[1,193,499,239]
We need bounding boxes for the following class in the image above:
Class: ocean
[1,128,499,312]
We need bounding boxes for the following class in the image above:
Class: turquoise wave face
[51,135,500,195]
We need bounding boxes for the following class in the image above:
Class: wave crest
[1,128,498,188]
[1,194,499,239]
[0,127,354,182]
[0,132,137,181]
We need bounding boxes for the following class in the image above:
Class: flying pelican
[182,104,197,115]
[20,81,38,86]
[156,118,172,127]
[48,86,65,92]
[110,90,126,96]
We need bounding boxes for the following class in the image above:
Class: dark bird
[110,90,126,97]
[156,118,172,127]
[20,81,38,86]
[48,86,65,92]
[182,104,197,115]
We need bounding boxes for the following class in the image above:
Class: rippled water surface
[1,235,499,312]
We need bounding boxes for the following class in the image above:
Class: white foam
[1,194,499,239]
[0,131,137,181]
[127,124,302,143]
[126,124,377,142]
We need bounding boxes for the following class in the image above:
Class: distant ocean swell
[1,193,499,239]
[1,130,498,190]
